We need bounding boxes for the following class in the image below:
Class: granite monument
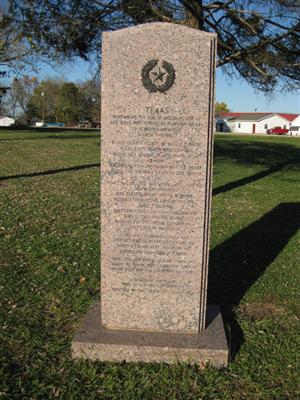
[72,22,229,368]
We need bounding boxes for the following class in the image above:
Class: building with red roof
[216,112,300,134]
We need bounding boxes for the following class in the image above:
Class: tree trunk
[182,0,203,30]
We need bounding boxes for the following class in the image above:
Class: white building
[35,121,44,127]
[291,114,300,126]
[0,116,15,127]
[216,112,300,134]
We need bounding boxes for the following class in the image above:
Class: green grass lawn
[0,129,299,399]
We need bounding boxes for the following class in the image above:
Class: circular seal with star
[141,59,176,93]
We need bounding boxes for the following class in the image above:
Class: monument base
[72,302,229,368]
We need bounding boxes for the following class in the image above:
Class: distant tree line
[2,78,229,123]
[3,76,100,125]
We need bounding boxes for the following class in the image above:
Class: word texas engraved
[141,59,176,93]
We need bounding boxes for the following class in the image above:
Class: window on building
[264,124,268,129]
[238,123,241,128]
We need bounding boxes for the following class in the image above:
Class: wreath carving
[141,59,176,93]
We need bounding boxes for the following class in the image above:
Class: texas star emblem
[141,59,176,93]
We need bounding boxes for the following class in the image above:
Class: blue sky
[16,58,300,114]
[216,70,300,114]
[1,0,298,113]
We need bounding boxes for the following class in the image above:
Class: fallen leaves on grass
[238,302,285,321]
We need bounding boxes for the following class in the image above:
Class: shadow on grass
[208,202,300,358]
[0,163,100,182]
[213,139,299,196]
[214,139,300,167]
[212,161,290,196]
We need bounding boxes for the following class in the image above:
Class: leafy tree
[27,79,62,122]
[215,101,230,112]
[56,82,81,125]
[26,79,100,125]
[29,81,80,125]
[0,2,45,113]
[7,75,39,123]
[0,5,38,83]
[9,0,300,93]
[78,79,101,122]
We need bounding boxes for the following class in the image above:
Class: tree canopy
[215,101,230,112]
[0,4,41,105]
[0,5,37,77]
[7,0,300,93]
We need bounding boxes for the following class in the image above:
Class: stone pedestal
[72,302,228,368]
